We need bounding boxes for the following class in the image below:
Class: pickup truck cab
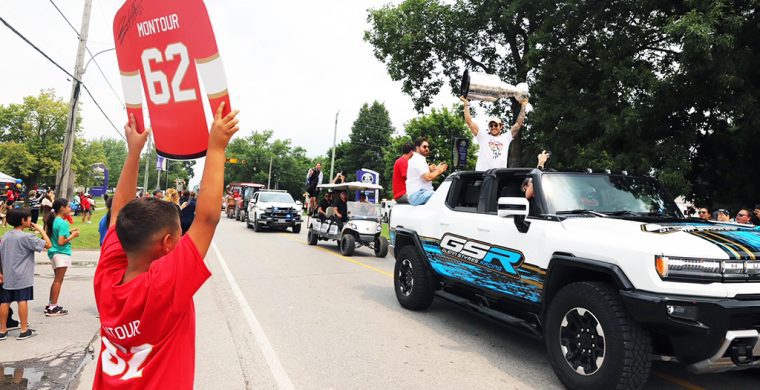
[390,168,760,390]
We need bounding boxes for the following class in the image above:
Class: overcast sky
[1,0,458,186]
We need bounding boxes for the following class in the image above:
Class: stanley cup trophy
[460,70,529,102]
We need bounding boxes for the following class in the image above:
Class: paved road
[209,216,760,389]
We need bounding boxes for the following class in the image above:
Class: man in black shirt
[317,192,332,222]
[333,191,348,230]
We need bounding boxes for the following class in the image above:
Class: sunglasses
[420,145,430,149]
[698,211,708,214]
[737,213,748,217]
[488,123,500,128]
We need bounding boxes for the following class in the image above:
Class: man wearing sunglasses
[735,209,753,225]
[460,96,528,171]
[697,208,711,220]
[406,137,447,206]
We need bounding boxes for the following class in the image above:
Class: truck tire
[246,215,252,229]
[340,234,355,256]
[292,224,301,234]
[254,219,263,232]
[374,236,389,258]
[307,229,318,245]
[394,246,435,311]
[544,282,651,390]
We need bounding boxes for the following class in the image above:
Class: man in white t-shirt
[406,137,448,206]
[461,96,528,170]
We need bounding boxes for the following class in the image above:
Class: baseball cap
[487,117,503,125]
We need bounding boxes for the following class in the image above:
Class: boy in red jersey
[93,102,239,389]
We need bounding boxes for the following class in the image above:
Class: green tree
[365,0,760,206]
[98,138,128,188]
[403,105,476,170]
[343,101,395,184]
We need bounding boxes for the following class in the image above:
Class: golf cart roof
[318,181,383,192]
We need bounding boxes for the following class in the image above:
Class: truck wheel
[307,229,318,245]
[374,236,389,258]
[254,219,263,232]
[340,234,355,256]
[545,282,651,390]
[292,224,301,234]
[394,246,435,311]
[246,215,252,229]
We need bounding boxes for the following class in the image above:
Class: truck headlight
[655,256,759,282]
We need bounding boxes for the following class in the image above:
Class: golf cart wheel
[307,229,318,245]
[374,236,389,258]
[340,234,355,256]
[292,224,301,234]
[545,282,651,390]
[394,245,434,310]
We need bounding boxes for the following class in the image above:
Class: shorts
[0,286,33,304]
[51,254,72,269]
[307,187,318,197]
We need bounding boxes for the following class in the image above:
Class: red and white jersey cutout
[114,0,231,159]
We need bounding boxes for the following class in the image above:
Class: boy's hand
[30,223,43,233]
[208,102,240,151]
[71,229,80,238]
[125,114,151,155]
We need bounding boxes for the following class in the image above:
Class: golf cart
[306,182,389,258]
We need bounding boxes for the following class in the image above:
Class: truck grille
[729,313,760,329]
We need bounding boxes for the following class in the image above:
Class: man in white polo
[460,96,528,170]
[406,137,448,206]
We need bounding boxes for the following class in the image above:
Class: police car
[390,168,760,390]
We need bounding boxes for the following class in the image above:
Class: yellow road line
[652,371,705,390]
[279,234,393,279]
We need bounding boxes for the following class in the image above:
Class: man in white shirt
[406,137,448,206]
[460,96,528,170]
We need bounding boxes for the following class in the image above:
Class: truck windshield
[541,174,681,217]
[259,193,294,203]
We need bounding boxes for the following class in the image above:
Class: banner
[355,168,380,203]
[156,155,166,171]
[114,0,231,160]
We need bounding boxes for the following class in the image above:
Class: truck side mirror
[497,197,529,218]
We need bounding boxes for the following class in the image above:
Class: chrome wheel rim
[398,259,414,296]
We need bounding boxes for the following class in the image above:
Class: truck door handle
[440,220,451,226]
[477,226,490,232]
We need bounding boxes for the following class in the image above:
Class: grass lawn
[382,223,390,239]
[0,205,106,250]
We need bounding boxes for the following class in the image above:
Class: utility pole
[330,110,339,180]
[57,0,93,199]
[143,135,152,193]
[267,156,273,189]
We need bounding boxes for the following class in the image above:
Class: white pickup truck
[390,168,760,390]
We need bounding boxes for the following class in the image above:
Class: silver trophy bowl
[460,70,529,102]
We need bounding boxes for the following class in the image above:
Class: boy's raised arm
[187,102,239,258]
[110,114,150,227]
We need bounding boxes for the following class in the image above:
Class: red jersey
[93,226,210,389]
[114,0,231,159]
[392,155,409,200]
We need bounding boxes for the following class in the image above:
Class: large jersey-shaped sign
[114,0,230,159]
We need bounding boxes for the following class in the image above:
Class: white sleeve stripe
[196,56,228,96]
[120,73,143,105]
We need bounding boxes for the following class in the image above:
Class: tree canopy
[365,0,760,208]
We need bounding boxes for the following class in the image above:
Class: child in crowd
[98,197,113,246]
[0,208,52,340]
[94,103,239,388]
[44,199,79,317]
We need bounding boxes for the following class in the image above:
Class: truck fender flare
[541,254,634,317]
[392,228,432,267]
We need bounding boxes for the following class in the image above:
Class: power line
[0,15,125,141]
[48,0,125,108]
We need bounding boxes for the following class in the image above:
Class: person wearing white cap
[460,96,528,171]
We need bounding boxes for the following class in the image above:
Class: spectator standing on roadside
[98,197,113,246]
[28,190,43,224]
[392,141,415,203]
[165,188,182,217]
[461,96,529,170]
[306,163,323,214]
[0,208,52,340]
[80,193,92,224]
[153,190,164,199]
[406,137,448,206]
[179,191,197,235]
[736,209,753,225]
[5,187,16,208]
[44,199,79,317]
